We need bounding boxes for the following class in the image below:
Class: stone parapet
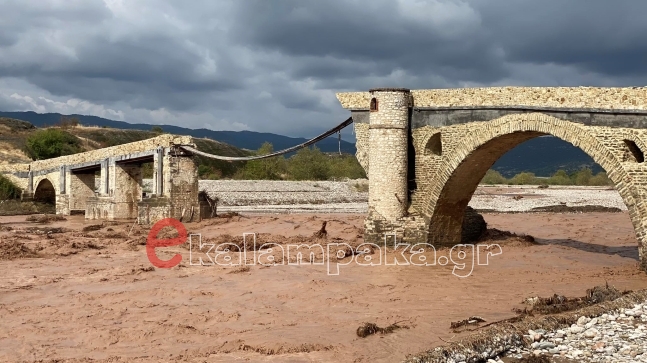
[337,87,647,111]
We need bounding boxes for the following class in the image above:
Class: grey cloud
[0,0,646,138]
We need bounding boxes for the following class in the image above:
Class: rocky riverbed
[503,303,647,362]
[148,179,626,214]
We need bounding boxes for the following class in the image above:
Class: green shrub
[239,142,287,180]
[508,172,538,185]
[481,170,507,185]
[287,146,330,180]
[327,154,366,180]
[151,126,163,134]
[589,171,613,186]
[546,169,572,185]
[0,175,21,200]
[24,129,82,160]
[573,168,593,185]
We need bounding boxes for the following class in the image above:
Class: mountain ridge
[0,111,356,154]
[0,111,604,177]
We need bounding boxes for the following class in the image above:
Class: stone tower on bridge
[337,86,647,271]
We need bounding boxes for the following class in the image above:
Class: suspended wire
[178,117,353,161]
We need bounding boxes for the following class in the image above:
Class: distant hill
[0,111,604,177]
[491,136,603,177]
[0,117,249,178]
[0,111,357,154]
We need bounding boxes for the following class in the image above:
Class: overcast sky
[1,0,646,138]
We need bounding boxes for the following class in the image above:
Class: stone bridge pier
[2,135,204,225]
[337,86,647,271]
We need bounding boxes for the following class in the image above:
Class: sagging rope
[179,117,353,161]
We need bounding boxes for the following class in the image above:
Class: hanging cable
[178,117,353,161]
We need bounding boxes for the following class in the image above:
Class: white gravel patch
[471,185,627,212]
[141,180,627,214]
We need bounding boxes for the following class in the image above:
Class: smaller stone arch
[33,178,56,204]
[624,139,645,163]
[424,132,442,156]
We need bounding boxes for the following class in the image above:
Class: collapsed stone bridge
[1,134,206,224]
[337,87,647,271]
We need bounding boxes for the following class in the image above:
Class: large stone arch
[411,113,647,267]
[33,178,56,204]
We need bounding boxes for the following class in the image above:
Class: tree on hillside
[151,126,164,134]
[57,116,80,129]
[24,129,82,160]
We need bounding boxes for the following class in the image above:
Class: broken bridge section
[337,86,647,271]
[1,134,206,225]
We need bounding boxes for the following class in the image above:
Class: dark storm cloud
[0,0,646,137]
[473,0,647,78]
[232,0,508,86]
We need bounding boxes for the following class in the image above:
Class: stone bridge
[1,134,206,224]
[337,87,647,271]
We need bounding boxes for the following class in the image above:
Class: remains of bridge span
[0,134,207,224]
[337,86,647,271]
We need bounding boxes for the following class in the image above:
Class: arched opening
[624,139,644,163]
[33,178,56,204]
[425,132,442,156]
[370,98,378,112]
[420,115,642,257]
[427,131,544,245]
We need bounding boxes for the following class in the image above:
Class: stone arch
[33,178,56,204]
[424,132,442,156]
[416,113,644,259]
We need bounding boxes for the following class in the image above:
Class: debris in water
[450,316,486,331]
[356,322,404,338]
[313,221,327,238]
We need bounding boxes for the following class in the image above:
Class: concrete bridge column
[99,158,109,196]
[112,162,143,219]
[22,170,34,201]
[69,170,96,212]
[55,166,70,215]
[152,147,165,196]
[365,88,411,242]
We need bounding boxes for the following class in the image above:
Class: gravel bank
[141,179,626,214]
[472,185,627,212]
[506,303,647,362]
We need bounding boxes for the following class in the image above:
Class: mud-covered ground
[1,212,647,363]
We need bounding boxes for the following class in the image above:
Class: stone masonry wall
[410,113,647,268]
[353,122,369,174]
[337,87,647,111]
[68,171,95,211]
[112,163,143,219]
[367,89,410,223]
[167,155,200,222]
